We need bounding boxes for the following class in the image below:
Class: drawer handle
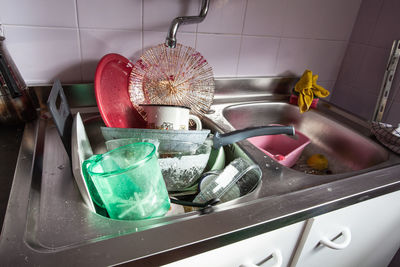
[240,249,282,267]
[319,228,352,250]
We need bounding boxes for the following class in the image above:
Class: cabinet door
[163,221,305,267]
[293,190,400,267]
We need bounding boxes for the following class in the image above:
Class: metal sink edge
[1,79,400,265]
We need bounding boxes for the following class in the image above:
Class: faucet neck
[165,0,210,48]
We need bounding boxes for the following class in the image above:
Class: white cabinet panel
[293,190,400,267]
[164,221,305,267]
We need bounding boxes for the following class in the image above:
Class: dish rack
[371,122,400,154]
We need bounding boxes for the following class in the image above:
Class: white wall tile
[198,0,246,34]
[330,81,367,118]
[335,43,367,87]
[383,98,400,124]
[283,0,361,40]
[196,34,241,77]
[317,80,335,101]
[243,0,289,36]
[350,0,384,45]
[332,78,380,121]
[354,46,389,95]
[80,29,142,81]
[331,81,355,107]
[353,90,377,120]
[0,0,77,27]
[77,0,142,30]
[143,0,199,33]
[332,0,400,120]
[0,0,364,86]
[237,36,280,77]
[276,38,347,81]
[143,31,196,50]
[3,26,81,84]
[370,0,400,49]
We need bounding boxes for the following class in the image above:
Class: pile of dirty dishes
[102,138,262,207]
[94,53,214,129]
[74,115,295,221]
[105,138,213,191]
[100,124,293,194]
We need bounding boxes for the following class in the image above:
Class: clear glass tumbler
[193,158,262,204]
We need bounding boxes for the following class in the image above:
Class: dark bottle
[0,25,37,125]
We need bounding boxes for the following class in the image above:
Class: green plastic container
[86,143,170,220]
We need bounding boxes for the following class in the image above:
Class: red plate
[94,53,146,128]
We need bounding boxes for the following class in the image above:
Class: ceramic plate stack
[129,43,215,120]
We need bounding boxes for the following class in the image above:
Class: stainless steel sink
[222,102,388,174]
[2,78,400,266]
[0,115,263,264]
[201,78,400,198]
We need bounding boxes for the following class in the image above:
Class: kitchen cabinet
[164,190,400,267]
[163,221,305,267]
[291,190,400,267]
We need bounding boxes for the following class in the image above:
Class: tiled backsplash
[333,0,400,123]
[0,0,362,95]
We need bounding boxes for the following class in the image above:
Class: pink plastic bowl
[248,128,310,167]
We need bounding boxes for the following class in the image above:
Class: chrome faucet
[165,0,210,48]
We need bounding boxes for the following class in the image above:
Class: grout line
[331,39,351,95]
[273,37,283,75]
[338,1,385,103]
[194,0,200,50]
[77,27,143,32]
[280,0,290,38]
[366,0,385,46]
[2,23,355,43]
[273,0,290,78]
[191,32,243,37]
[2,23,143,33]
[235,0,248,77]
[141,0,144,54]
[195,24,198,50]
[74,0,84,82]
[194,28,198,50]
[272,0,290,78]
[348,39,391,50]
[2,24,77,30]
[195,30,351,42]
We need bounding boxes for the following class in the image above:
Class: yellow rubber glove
[294,70,330,113]
[297,87,314,113]
[312,74,330,98]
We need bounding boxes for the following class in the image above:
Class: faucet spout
[165,0,210,48]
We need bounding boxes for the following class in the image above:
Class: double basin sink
[1,78,400,265]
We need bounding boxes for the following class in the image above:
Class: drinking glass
[86,143,170,220]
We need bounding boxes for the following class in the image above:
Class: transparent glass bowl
[105,138,212,192]
[194,158,262,204]
[158,141,212,191]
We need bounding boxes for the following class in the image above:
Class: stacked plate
[94,43,215,129]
